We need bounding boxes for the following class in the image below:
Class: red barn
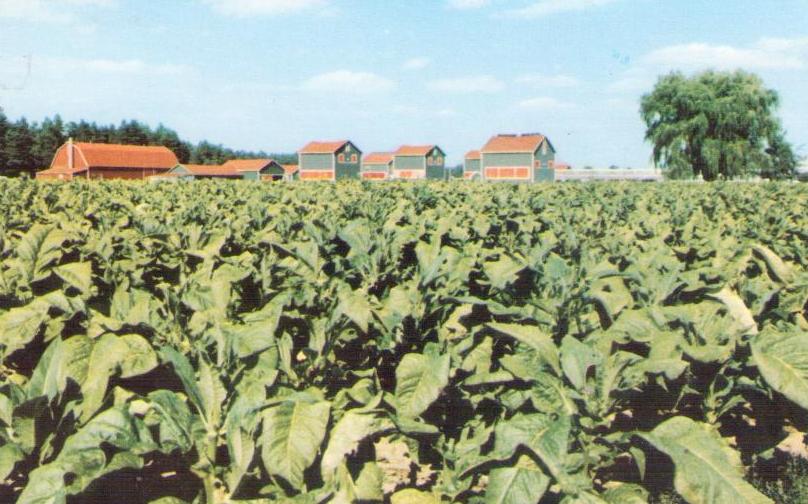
[36,140,179,181]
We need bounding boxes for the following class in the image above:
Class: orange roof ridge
[363,152,395,164]
[465,150,481,160]
[395,145,437,156]
[220,159,277,172]
[481,134,546,154]
[299,141,349,154]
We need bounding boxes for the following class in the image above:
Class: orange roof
[220,159,277,173]
[395,145,438,157]
[37,165,85,176]
[299,141,349,154]
[51,142,179,171]
[282,164,299,175]
[175,164,243,177]
[363,152,394,165]
[465,150,481,160]
[481,134,546,154]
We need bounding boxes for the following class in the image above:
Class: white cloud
[403,58,431,71]
[610,36,808,95]
[0,0,114,23]
[516,73,580,87]
[643,42,804,71]
[428,75,505,93]
[83,59,187,75]
[503,0,619,19]
[519,96,575,110]
[392,104,458,118]
[303,70,395,94]
[38,57,190,76]
[202,0,326,17]
[447,0,490,9]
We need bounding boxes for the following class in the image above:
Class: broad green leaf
[148,390,198,453]
[0,443,24,481]
[118,334,158,378]
[752,245,794,285]
[486,455,550,504]
[160,347,205,415]
[354,462,385,502]
[321,410,394,481]
[197,357,226,427]
[80,334,127,420]
[752,330,808,411]
[17,466,67,504]
[708,286,758,336]
[560,336,602,391]
[602,483,649,504]
[0,302,48,357]
[261,400,331,488]
[14,224,68,283]
[484,255,524,290]
[54,262,93,296]
[395,352,451,418]
[338,288,373,333]
[488,322,560,374]
[639,417,771,504]
[391,489,440,504]
[494,413,571,484]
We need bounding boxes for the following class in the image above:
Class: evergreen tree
[4,118,36,174]
[32,115,66,168]
[117,120,150,145]
[0,108,8,171]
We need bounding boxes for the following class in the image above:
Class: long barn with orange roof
[36,139,179,181]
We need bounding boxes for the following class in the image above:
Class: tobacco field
[0,178,806,504]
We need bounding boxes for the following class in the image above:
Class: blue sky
[0,0,806,168]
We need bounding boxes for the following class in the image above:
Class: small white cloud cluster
[302,70,396,95]
[201,0,326,17]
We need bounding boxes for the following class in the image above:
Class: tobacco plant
[0,178,806,503]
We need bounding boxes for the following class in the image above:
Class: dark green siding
[394,156,424,171]
[362,163,391,173]
[300,153,333,170]
[535,168,556,182]
[242,171,260,181]
[465,159,481,173]
[335,143,361,180]
[483,153,533,167]
[533,140,556,182]
[426,147,445,180]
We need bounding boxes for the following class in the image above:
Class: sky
[0,0,806,168]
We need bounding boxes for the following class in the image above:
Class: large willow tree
[641,70,796,180]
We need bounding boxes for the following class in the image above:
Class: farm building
[165,163,243,180]
[556,169,662,182]
[392,145,446,180]
[221,159,286,181]
[36,140,179,181]
[464,150,481,179]
[298,141,362,181]
[480,134,555,182]
[361,152,394,180]
[282,164,300,181]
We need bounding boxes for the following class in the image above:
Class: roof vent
[498,134,517,137]
[522,133,543,137]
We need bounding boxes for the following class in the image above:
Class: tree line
[0,109,298,176]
